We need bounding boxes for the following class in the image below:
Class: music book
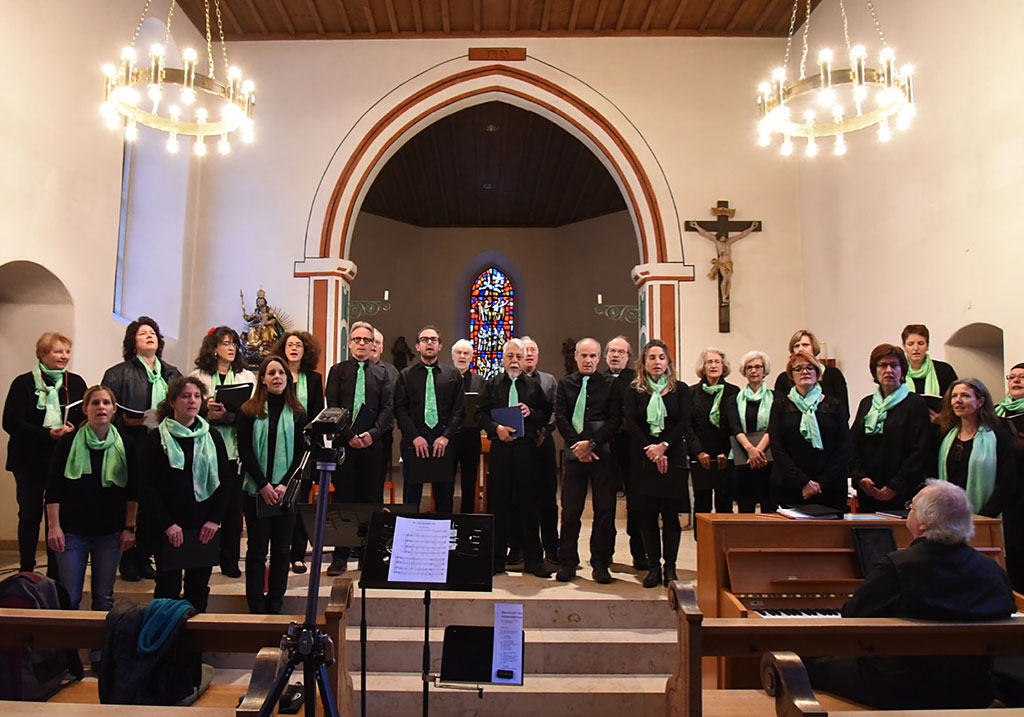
[1003,412,1024,436]
[921,394,943,413]
[63,400,82,424]
[876,508,910,519]
[405,451,456,485]
[116,403,146,420]
[729,431,773,467]
[777,504,844,520]
[213,383,254,412]
[159,528,221,571]
[387,516,452,583]
[489,406,525,437]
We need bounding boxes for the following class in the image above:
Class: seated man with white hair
[807,480,1015,710]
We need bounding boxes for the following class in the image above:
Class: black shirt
[394,361,465,445]
[555,371,622,448]
[476,372,550,442]
[47,429,139,536]
[942,427,1017,518]
[908,359,957,396]
[850,392,931,501]
[236,393,306,492]
[298,370,325,421]
[3,370,87,471]
[325,358,394,441]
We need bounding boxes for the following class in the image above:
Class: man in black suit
[324,320,394,575]
[555,338,622,584]
[476,338,552,577]
[451,339,484,513]
[395,326,465,513]
[371,328,400,496]
[522,336,559,564]
[807,480,1015,709]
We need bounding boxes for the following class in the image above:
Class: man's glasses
[418,336,440,344]
[351,336,374,344]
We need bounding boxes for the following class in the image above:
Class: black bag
[0,572,84,700]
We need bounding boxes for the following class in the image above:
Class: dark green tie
[424,365,438,429]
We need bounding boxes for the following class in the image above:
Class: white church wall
[797,0,1024,404]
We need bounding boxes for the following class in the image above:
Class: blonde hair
[35,332,72,359]
[695,348,730,379]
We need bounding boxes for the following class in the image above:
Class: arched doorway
[294,56,693,372]
[945,322,1005,397]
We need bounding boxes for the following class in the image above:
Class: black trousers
[243,496,296,614]
[536,435,559,556]
[331,443,383,561]
[219,464,243,564]
[734,465,776,514]
[403,480,454,513]
[13,467,58,577]
[487,439,543,568]
[154,566,213,612]
[612,432,644,561]
[558,457,617,568]
[289,476,313,562]
[636,497,684,566]
[453,429,482,513]
[692,465,734,514]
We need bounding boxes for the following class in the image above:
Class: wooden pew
[666,580,1024,717]
[0,577,355,716]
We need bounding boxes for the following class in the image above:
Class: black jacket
[324,358,394,441]
[476,372,551,442]
[3,370,87,471]
[850,392,931,508]
[688,380,740,458]
[394,361,465,445]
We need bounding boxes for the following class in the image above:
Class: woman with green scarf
[769,351,852,512]
[901,324,958,402]
[3,332,86,575]
[688,348,738,515]
[46,385,138,612]
[237,356,306,614]
[727,351,776,514]
[102,316,182,582]
[850,344,931,513]
[997,363,1024,591]
[190,326,255,579]
[624,340,691,588]
[271,331,324,575]
[142,377,233,613]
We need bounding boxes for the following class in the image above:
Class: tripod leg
[304,657,316,717]
[257,659,297,717]
[314,661,340,717]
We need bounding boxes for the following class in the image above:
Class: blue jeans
[55,532,121,611]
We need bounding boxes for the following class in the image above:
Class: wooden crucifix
[685,200,762,333]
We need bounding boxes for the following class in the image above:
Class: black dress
[850,392,931,512]
[623,382,691,508]
[769,393,852,511]
[688,380,739,513]
[725,388,777,513]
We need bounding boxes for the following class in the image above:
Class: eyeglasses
[876,361,901,370]
[791,365,817,375]
[904,500,915,511]
[704,359,723,366]
[744,364,765,372]
[1007,374,1024,381]
[351,336,374,344]
[418,336,440,344]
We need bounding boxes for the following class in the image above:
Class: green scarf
[210,371,239,460]
[295,371,308,414]
[736,383,773,433]
[64,424,127,489]
[138,355,168,409]
[906,354,941,395]
[995,394,1024,418]
[938,426,997,513]
[646,375,669,436]
[702,382,725,428]
[158,416,220,502]
[863,383,910,436]
[788,385,824,450]
[244,402,294,496]
[32,362,65,429]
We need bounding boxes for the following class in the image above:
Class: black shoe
[543,551,560,566]
[221,562,242,578]
[663,565,678,586]
[543,557,561,573]
[555,566,576,582]
[592,565,613,584]
[525,563,554,578]
[279,681,304,714]
[326,559,348,576]
[119,561,141,582]
[290,561,307,575]
[632,556,651,571]
[642,566,663,588]
[139,558,157,580]
[505,550,523,567]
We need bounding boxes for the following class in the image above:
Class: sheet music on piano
[387,516,452,584]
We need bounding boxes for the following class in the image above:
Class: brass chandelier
[756,0,915,157]
[100,0,255,156]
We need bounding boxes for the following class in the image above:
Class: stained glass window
[469,267,515,379]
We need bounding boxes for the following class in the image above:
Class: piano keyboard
[754,608,842,618]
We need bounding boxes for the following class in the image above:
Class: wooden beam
[242,0,269,34]
[751,0,780,32]
[411,0,423,32]
[363,1,377,33]
[473,0,481,32]
[667,0,688,31]
[593,0,609,31]
[615,0,632,31]
[541,0,552,31]
[220,1,244,35]
[726,0,756,31]
[698,0,722,31]
[509,0,518,32]
[568,0,581,31]
[441,0,451,33]
[271,0,296,34]
[385,0,398,33]
[304,0,326,33]
[639,0,658,31]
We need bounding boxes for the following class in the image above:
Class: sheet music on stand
[388,517,451,584]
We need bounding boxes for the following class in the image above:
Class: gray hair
[504,338,526,353]
[739,350,772,375]
[350,321,374,335]
[451,339,473,357]
[575,337,601,353]
[606,335,633,358]
[521,335,537,348]
[373,328,383,342]
[915,479,975,544]
[695,347,731,379]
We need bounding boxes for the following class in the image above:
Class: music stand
[361,512,494,717]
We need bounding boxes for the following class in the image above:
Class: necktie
[353,362,366,420]
[572,375,589,433]
[424,365,438,429]
[508,376,519,407]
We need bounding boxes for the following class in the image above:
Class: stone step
[205,626,676,674]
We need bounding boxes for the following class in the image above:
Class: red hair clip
[206,326,217,337]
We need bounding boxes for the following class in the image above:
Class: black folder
[159,528,221,571]
[214,383,254,412]
[489,406,525,437]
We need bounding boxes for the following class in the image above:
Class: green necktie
[424,365,438,429]
[572,375,589,434]
[508,376,519,407]
[353,361,366,421]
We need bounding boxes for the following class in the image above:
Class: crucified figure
[688,220,759,306]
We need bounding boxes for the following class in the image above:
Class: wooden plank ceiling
[360,101,626,227]
[176,0,819,40]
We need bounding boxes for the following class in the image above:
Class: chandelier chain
[782,0,800,69]
[163,1,176,61]
[130,0,156,45]
[798,0,812,79]
[865,0,886,46]
[838,0,852,56]
[215,0,229,76]
[203,0,216,80]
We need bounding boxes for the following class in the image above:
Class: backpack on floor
[0,572,84,700]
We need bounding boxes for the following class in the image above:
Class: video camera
[303,407,352,450]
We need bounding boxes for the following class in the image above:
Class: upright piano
[696,513,1016,687]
